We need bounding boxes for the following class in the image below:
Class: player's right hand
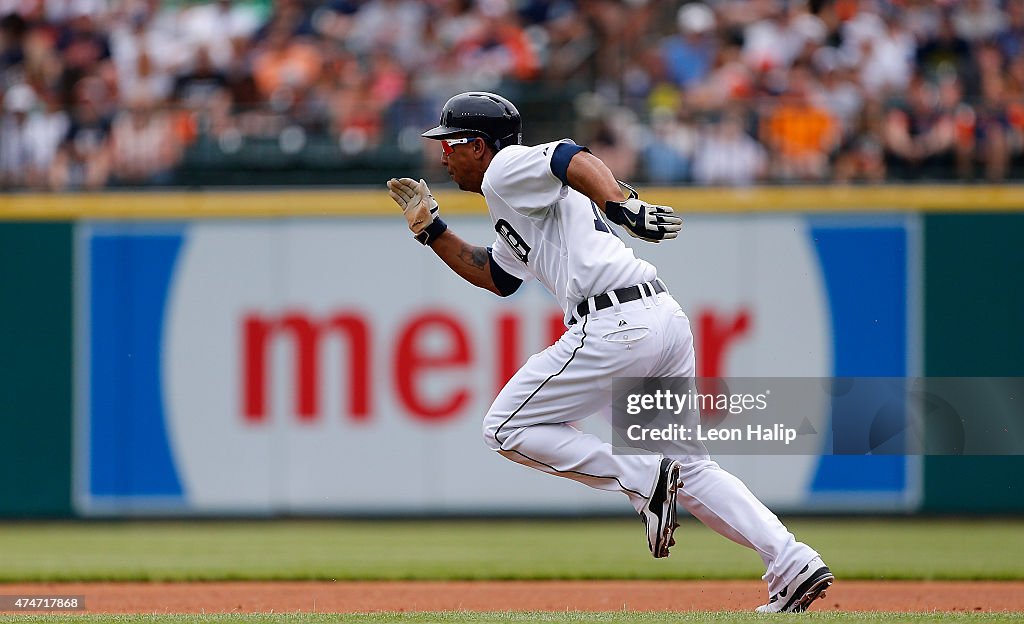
[603,181,683,243]
[387,177,444,245]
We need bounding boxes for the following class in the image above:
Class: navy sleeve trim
[550,142,590,186]
[487,247,523,297]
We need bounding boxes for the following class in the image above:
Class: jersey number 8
[495,219,531,263]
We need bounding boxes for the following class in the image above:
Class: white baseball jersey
[482,140,657,323]
[472,137,819,598]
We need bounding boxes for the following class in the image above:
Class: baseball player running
[387,91,834,613]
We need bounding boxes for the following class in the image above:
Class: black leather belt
[569,280,666,325]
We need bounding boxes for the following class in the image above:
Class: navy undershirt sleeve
[550,142,591,186]
[487,247,523,297]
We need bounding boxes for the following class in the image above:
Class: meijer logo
[240,308,752,425]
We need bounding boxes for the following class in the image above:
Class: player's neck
[469,150,495,195]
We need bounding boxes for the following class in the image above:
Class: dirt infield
[2,581,1023,614]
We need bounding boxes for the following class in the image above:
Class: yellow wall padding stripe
[1,185,1023,220]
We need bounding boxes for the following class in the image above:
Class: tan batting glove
[386,177,446,245]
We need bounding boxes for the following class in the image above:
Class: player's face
[440,136,486,193]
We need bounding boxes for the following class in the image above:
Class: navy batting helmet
[422,92,522,151]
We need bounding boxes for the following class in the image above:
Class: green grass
[2,613,1024,624]
[0,518,1022,582]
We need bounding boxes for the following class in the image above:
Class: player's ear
[473,137,495,160]
[469,137,484,160]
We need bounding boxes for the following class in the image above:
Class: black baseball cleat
[755,557,834,613]
[639,457,681,558]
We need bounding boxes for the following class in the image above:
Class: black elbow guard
[487,247,523,297]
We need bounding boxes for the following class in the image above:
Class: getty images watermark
[623,386,796,445]
[612,377,1024,456]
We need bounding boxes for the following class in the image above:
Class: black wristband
[415,217,448,245]
[603,200,626,226]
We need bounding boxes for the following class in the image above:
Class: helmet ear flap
[493,131,523,151]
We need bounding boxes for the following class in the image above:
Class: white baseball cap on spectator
[3,84,37,113]
[677,3,715,35]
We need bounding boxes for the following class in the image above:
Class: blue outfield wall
[809,225,908,498]
[89,233,184,500]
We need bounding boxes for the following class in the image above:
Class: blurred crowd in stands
[2,0,1024,190]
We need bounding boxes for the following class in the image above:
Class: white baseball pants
[482,288,819,595]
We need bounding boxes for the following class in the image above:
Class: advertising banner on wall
[74,214,919,515]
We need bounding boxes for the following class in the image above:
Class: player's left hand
[603,182,683,243]
[387,177,441,244]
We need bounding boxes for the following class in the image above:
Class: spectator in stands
[345,0,427,67]
[1,0,1023,188]
[955,50,1011,182]
[252,19,321,103]
[854,7,916,99]
[578,99,639,181]
[454,0,540,84]
[785,1,830,69]
[432,0,486,54]
[640,106,695,184]
[811,46,864,139]
[0,83,68,189]
[19,23,64,97]
[901,0,943,43]
[916,10,971,81]
[109,0,183,103]
[332,62,385,154]
[173,46,230,112]
[1,12,27,73]
[1,83,36,187]
[687,36,754,111]
[661,3,717,91]
[311,0,360,45]
[973,84,1011,183]
[691,109,767,186]
[883,76,957,179]
[531,0,592,84]
[714,0,778,32]
[253,0,314,41]
[743,0,798,73]
[55,6,112,75]
[319,47,406,147]
[996,0,1024,62]
[1005,54,1024,157]
[110,92,180,185]
[760,64,839,180]
[953,0,1007,43]
[832,102,887,183]
[179,0,262,72]
[49,74,113,190]
[578,0,658,97]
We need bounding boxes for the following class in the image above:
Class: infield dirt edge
[1,580,1021,614]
